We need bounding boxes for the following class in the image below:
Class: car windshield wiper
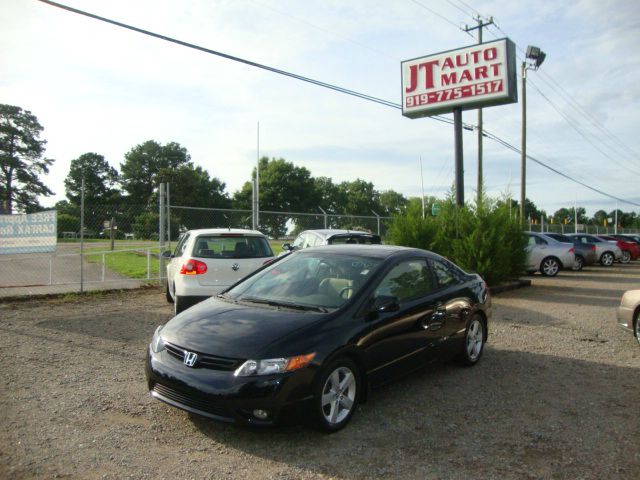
[240,297,329,313]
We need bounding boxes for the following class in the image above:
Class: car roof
[184,228,266,237]
[302,229,376,239]
[299,243,434,259]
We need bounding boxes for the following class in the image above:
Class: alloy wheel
[634,313,640,347]
[466,318,484,362]
[621,251,631,264]
[600,252,614,266]
[541,258,560,276]
[572,256,584,271]
[321,366,357,426]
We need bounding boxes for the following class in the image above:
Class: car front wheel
[313,357,360,433]
[634,311,640,347]
[621,251,631,264]
[540,257,560,276]
[600,252,614,266]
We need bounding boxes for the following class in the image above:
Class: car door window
[173,233,190,257]
[292,234,306,249]
[374,260,433,302]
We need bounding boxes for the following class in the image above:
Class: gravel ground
[1,264,639,479]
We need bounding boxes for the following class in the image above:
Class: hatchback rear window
[329,235,381,245]
[192,235,273,259]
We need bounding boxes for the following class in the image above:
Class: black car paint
[146,245,490,427]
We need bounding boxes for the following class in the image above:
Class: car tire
[600,252,615,266]
[572,256,584,271]
[313,357,361,433]
[621,251,631,264]
[457,314,486,366]
[166,280,174,304]
[634,310,640,347]
[540,257,560,276]
[174,295,187,315]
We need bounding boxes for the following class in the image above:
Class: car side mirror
[373,295,400,313]
[282,243,292,251]
[162,250,173,258]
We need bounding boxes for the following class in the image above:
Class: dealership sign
[401,38,517,118]
[0,210,57,254]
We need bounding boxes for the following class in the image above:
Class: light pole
[520,45,546,221]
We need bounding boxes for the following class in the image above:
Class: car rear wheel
[313,357,360,433]
[166,280,174,304]
[540,257,560,276]
[174,295,187,315]
[600,252,614,266]
[572,256,584,271]
[457,314,486,366]
[634,311,640,347]
[621,251,631,264]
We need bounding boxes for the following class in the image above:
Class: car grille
[164,341,241,371]
[152,383,233,420]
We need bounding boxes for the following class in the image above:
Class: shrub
[387,196,526,286]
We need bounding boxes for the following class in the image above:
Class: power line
[409,0,474,38]
[37,0,639,208]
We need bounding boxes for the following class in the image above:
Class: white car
[525,232,575,276]
[165,228,274,314]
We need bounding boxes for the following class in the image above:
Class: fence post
[80,177,85,294]
[147,249,151,280]
[319,206,327,229]
[49,255,53,285]
[159,183,166,285]
[371,210,381,235]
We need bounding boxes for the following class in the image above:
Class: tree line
[2,104,639,238]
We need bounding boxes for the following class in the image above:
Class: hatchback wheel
[540,257,560,276]
[314,358,360,432]
[634,311,640,347]
[621,251,631,264]
[600,252,614,266]
[166,280,174,304]
[174,295,187,315]
[572,256,584,271]
[457,314,486,366]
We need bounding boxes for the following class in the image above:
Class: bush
[387,196,526,286]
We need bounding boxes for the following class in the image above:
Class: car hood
[160,297,323,358]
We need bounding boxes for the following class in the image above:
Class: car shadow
[186,347,640,479]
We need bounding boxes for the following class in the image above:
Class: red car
[598,235,639,264]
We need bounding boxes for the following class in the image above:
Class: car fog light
[253,409,269,420]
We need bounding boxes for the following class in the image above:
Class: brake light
[569,247,574,253]
[591,245,596,251]
[179,259,208,275]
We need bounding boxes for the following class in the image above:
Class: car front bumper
[145,346,315,426]
[616,305,635,334]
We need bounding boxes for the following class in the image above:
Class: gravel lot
[1,263,639,479]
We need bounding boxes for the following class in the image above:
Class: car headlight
[234,353,315,377]
[151,325,165,353]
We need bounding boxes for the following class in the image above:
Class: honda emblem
[183,351,198,367]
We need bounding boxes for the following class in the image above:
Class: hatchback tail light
[569,247,574,253]
[591,245,596,251]
[179,259,208,275]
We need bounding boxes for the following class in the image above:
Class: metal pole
[319,206,327,229]
[477,25,483,205]
[615,201,618,234]
[371,210,381,235]
[80,177,85,293]
[256,122,260,230]
[166,182,171,252]
[419,156,425,219]
[453,108,464,206]
[159,183,166,284]
[520,63,527,222]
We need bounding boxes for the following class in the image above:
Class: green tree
[379,190,408,216]
[64,152,121,206]
[158,164,230,209]
[120,140,190,206]
[0,104,54,213]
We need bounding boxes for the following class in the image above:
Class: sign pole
[453,108,464,206]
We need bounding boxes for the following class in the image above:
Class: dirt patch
[1,265,639,479]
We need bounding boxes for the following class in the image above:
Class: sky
[2,0,640,218]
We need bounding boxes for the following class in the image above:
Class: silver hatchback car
[165,229,274,314]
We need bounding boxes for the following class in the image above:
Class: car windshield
[192,235,273,258]
[224,251,382,310]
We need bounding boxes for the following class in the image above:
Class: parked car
[598,235,639,264]
[566,233,622,266]
[165,228,274,314]
[543,232,597,271]
[619,234,640,245]
[525,232,575,276]
[147,245,491,431]
[616,289,640,347]
[282,229,381,254]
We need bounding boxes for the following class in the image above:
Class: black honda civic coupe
[146,245,491,432]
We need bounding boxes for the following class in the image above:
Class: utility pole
[464,15,493,206]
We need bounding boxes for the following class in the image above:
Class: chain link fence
[0,203,392,297]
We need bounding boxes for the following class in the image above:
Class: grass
[85,249,161,279]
